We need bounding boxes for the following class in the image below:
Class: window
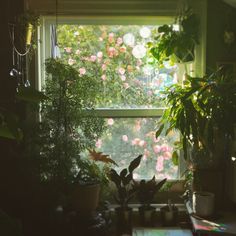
[38,17,197,180]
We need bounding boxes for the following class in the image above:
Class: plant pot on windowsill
[109,155,142,235]
[192,191,215,218]
[138,205,156,226]
[71,182,101,215]
[115,206,133,234]
[160,201,178,227]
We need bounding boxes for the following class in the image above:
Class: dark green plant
[133,176,167,208]
[149,8,199,66]
[156,69,236,165]
[109,155,142,208]
[25,58,105,186]
[0,87,47,140]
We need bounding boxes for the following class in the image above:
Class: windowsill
[110,203,186,212]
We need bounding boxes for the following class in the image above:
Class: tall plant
[156,70,236,166]
[29,58,105,185]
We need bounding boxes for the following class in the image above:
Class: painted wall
[206,0,236,71]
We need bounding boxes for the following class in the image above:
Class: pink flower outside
[139,140,146,147]
[116,37,123,45]
[64,47,72,53]
[123,83,130,89]
[156,157,164,172]
[161,144,170,152]
[95,139,102,148]
[90,55,97,62]
[122,135,128,142]
[120,75,126,81]
[107,47,118,58]
[108,32,115,43]
[79,67,86,76]
[101,74,106,81]
[118,67,126,75]
[75,49,81,55]
[131,138,141,146]
[101,64,107,71]
[153,145,161,154]
[68,58,76,65]
[119,46,126,53]
[163,151,172,159]
[97,51,103,58]
[107,118,114,126]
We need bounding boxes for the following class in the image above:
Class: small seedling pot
[139,206,156,226]
[160,205,178,226]
[115,207,133,234]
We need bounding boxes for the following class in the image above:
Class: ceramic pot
[115,207,132,234]
[192,191,215,217]
[72,183,100,214]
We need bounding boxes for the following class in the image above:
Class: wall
[206,0,236,71]
[0,0,26,216]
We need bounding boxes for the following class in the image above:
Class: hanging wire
[8,23,32,57]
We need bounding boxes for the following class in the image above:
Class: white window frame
[36,15,206,181]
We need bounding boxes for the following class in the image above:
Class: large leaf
[109,169,121,187]
[128,155,142,173]
[155,178,167,192]
[172,151,179,166]
[156,123,164,138]
[16,87,48,103]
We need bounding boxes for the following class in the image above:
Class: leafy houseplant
[157,70,236,165]
[109,154,142,234]
[156,69,236,203]
[71,150,117,213]
[133,176,167,226]
[149,8,199,66]
[25,58,105,201]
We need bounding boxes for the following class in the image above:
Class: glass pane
[57,25,179,108]
[95,118,179,180]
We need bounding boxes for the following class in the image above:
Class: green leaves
[172,151,179,166]
[149,9,199,65]
[128,154,142,173]
[16,86,48,103]
[109,155,142,207]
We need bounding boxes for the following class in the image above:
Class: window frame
[37,15,205,183]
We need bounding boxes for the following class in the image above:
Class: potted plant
[155,69,236,209]
[149,8,199,66]
[160,199,179,226]
[71,149,117,215]
[109,154,142,234]
[133,176,167,226]
[23,58,105,214]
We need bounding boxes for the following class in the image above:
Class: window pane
[95,118,179,180]
[57,25,178,108]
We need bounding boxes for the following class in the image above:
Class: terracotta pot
[72,183,100,214]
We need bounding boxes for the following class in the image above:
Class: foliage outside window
[43,21,183,180]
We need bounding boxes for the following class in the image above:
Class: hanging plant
[149,8,199,66]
